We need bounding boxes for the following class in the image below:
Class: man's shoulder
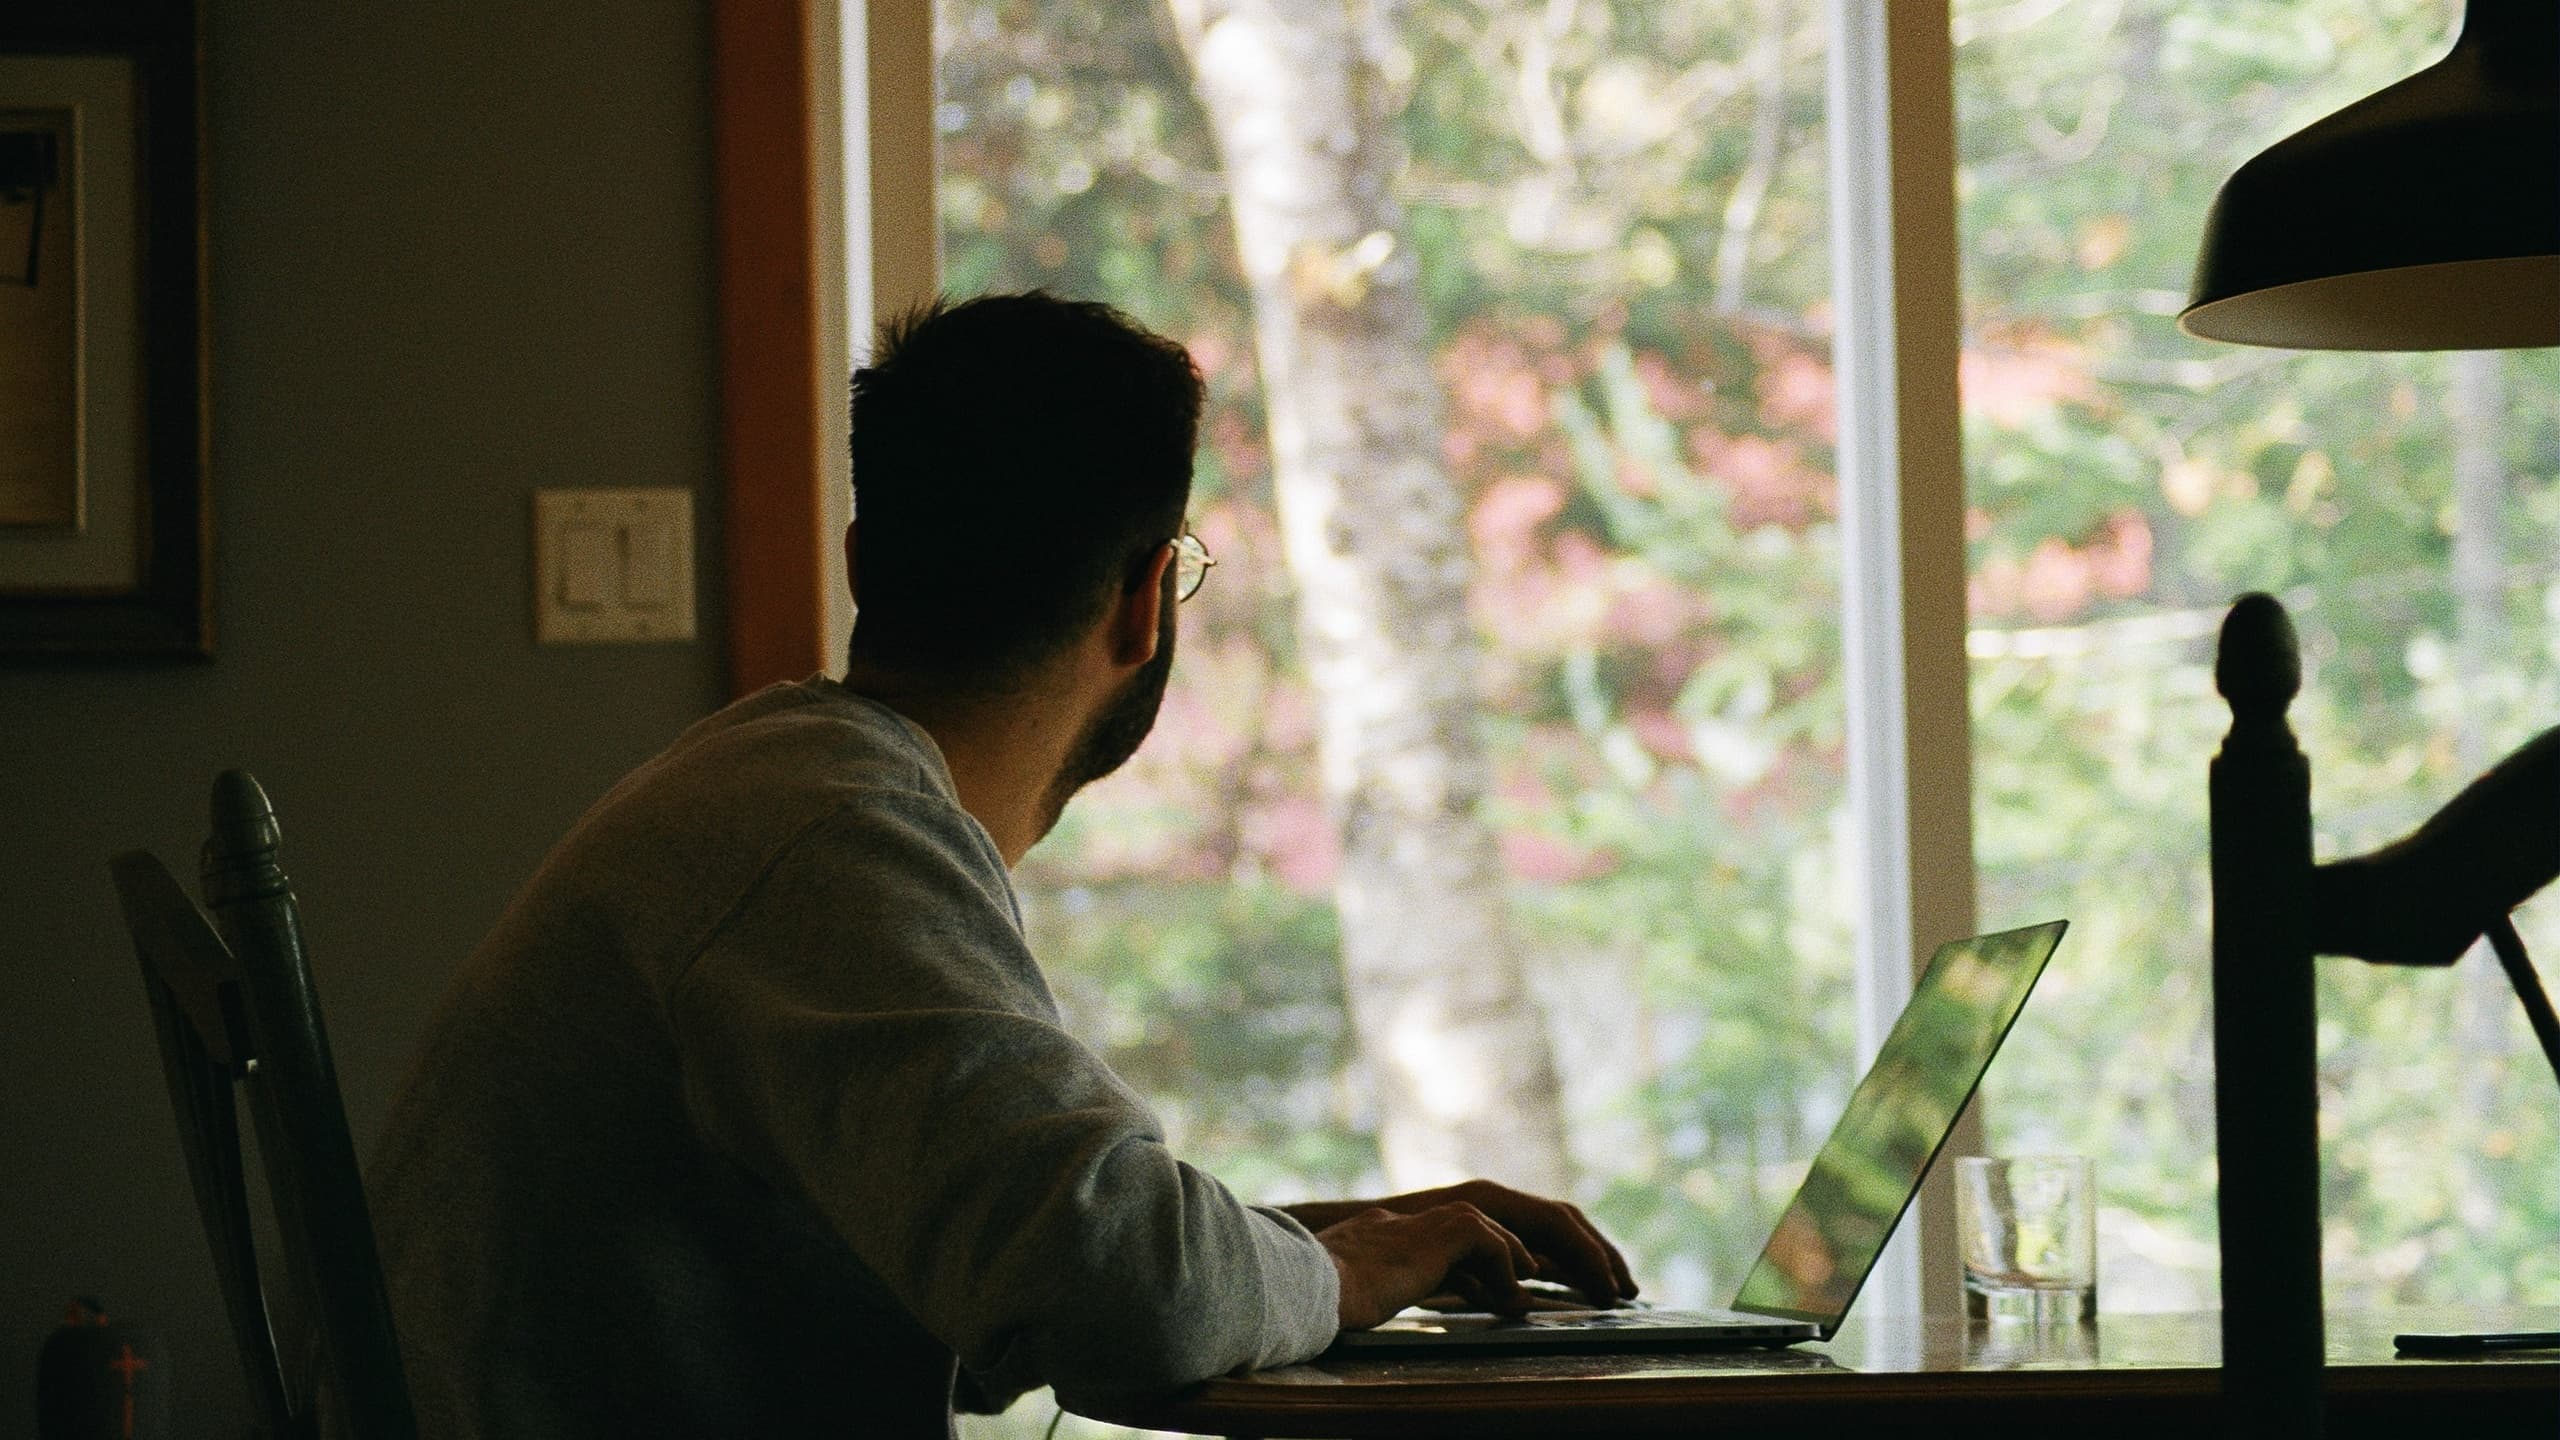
[588,677,969,843]
[460,678,1013,1010]
[667,676,950,801]
[536,677,997,921]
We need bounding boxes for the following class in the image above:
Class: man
[368,292,1634,1438]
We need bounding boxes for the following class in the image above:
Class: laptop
[1328,919,2069,1353]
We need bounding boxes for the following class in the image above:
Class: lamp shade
[2181,0,2560,350]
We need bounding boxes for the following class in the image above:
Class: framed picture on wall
[0,1,207,658]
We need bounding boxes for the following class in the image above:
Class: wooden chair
[108,771,415,1440]
[2210,593,2560,1438]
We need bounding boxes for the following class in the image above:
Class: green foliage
[1021,872,1381,1199]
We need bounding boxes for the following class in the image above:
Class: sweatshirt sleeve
[664,792,1340,1408]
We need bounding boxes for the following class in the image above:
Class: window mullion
[831,0,941,663]
[863,0,940,321]
[1827,0,1977,1325]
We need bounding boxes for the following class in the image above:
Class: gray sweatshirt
[366,678,1340,1438]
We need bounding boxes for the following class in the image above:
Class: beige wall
[0,2,724,1429]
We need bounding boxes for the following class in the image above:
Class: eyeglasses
[1172,531,1215,603]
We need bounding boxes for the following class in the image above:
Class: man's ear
[1107,543,1174,667]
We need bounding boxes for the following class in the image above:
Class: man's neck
[838,665,1081,867]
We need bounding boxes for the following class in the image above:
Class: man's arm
[667,797,1340,1404]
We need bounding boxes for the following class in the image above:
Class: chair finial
[207,771,281,860]
[203,771,287,905]
[2216,592,2301,721]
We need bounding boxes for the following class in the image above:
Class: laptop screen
[1730,919,2067,1333]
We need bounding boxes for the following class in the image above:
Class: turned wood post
[2210,594,2324,1437]
[200,771,416,1440]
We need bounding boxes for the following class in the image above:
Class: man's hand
[1315,1203,1540,1330]
[1293,1180,1639,1330]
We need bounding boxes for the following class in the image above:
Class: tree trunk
[1170,0,1572,1194]
[1711,0,1787,315]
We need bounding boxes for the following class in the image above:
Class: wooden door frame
[713,0,827,695]
[713,0,935,697]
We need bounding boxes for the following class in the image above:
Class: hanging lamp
[2180,0,2560,350]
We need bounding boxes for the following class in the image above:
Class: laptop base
[1327,1305,1820,1355]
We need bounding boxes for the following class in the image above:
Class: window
[931,0,1907,1322]
[792,1,2560,1433]
[1957,0,2560,1310]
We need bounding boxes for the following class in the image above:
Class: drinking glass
[1956,1155,2096,1323]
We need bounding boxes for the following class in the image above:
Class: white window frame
[816,0,942,666]
[828,0,1980,1321]
[1825,0,1976,1323]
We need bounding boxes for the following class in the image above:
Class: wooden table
[1087,1307,2560,1438]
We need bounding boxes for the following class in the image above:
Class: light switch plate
[533,488,697,644]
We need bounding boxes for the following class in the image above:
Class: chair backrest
[109,771,415,1440]
[2206,593,2323,1437]
[2208,594,2560,1438]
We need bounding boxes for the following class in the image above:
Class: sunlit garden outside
[921,2,2560,1433]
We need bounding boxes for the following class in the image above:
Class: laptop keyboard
[1516,1306,1762,1329]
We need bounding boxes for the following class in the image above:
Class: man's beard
[1041,600,1178,827]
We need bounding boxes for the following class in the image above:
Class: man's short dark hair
[847,292,1203,688]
